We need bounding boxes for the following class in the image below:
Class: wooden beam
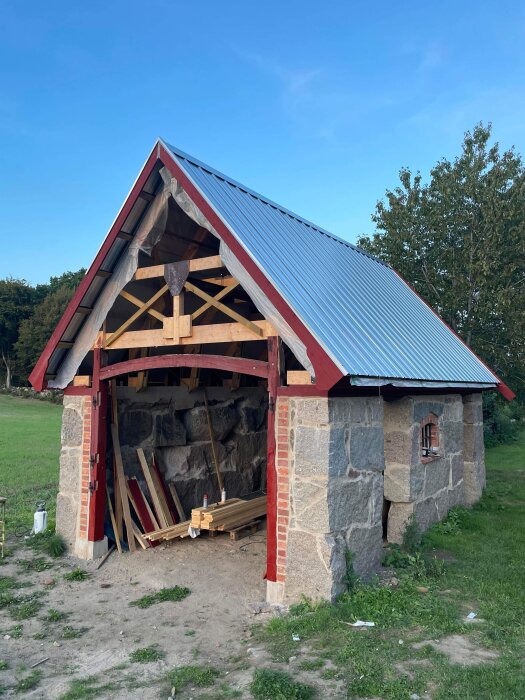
[58,341,74,349]
[137,448,169,529]
[117,231,133,240]
[77,306,92,315]
[184,281,263,337]
[133,255,223,281]
[191,281,240,321]
[119,290,165,322]
[96,270,112,279]
[287,370,312,385]
[99,353,270,381]
[73,375,91,387]
[106,284,169,347]
[199,276,236,287]
[96,320,274,350]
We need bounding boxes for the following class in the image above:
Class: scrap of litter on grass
[292,634,301,641]
[340,620,376,627]
[466,611,477,619]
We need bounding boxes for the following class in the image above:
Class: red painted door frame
[265,336,279,582]
[87,348,108,542]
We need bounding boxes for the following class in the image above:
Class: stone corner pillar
[56,392,106,561]
[462,393,485,505]
[270,395,384,606]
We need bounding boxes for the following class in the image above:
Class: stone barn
[30,140,514,604]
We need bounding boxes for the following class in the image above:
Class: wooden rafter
[106,284,169,347]
[184,281,263,337]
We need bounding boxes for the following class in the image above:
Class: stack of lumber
[108,380,187,553]
[191,496,267,532]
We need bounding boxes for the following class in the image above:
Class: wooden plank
[131,477,159,530]
[184,281,263,337]
[150,460,176,526]
[106,285,169,347]
[203,389,224,494]
[131,522,149,549]
[126,479,159,546]
[105,485,122,554]
[287,370,312,385]
[73,375,91,387]
[168,482,187,522]
[200,276,236,287]
[97,320,274,350]
[136,448,169,529]
[191,281,240,321]
[119,290,165,322]
[58,341,74,349]
[111,423,136,552]
[134,255,223,281]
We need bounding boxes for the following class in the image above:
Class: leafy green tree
[0,278,35,387]
[15,272,84,384]
[358,123,525,398]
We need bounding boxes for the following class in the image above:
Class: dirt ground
[1,527,279,699]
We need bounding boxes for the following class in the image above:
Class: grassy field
[0,394,62,533]
[0,393,523,698]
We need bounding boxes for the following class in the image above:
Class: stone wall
[115,386,267,514]
[56,394,91,556]
[462,393,485,505]
[384,394,465,542]
[280,396,384,603]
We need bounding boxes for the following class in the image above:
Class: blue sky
[1,0,524,284]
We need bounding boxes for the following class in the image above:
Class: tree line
[0,270,85,388]
[1,123,523,411]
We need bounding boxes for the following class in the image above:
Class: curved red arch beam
[98,353,269,382]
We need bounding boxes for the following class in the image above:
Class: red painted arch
[98,354,270,382]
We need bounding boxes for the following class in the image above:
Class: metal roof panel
[165,141,497,385]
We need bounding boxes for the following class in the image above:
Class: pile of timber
[191,496,267,531]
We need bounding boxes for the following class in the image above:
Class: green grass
[256,432,525,700]
[250,669,315,700]
[64,567,89,582]
[0,661,8,671]
[0,394,62,533]
[46,607,69,623]
[164,665,219,694]
[15,670,42,692]
[129,585,190,608]
[129,645,165,663]
[58,675,121,700]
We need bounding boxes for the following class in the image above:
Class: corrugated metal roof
[163,140,497,385]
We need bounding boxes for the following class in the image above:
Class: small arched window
[421,414,439,461]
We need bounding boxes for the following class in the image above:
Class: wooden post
[88,347,108,542]
[265,336,279,582]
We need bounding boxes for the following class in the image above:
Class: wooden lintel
[73,375,92,387]
[133,255,223,281]
[96,320,275,350]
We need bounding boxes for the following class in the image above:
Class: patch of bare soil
[413,634,500,666]
[1,528,271,698]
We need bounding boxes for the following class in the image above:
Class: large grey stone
[443,395,463,422]
[119,410,153,446]
[450,453,464,486]
[442,420,463,455]
[370,473,384,526]
[293,398,329,425]
[154,410,186,447]
[183,401,238,442]
[59,448,81,494]
[410,462,425,500]
[284,530,333,602]
[462,393,483,424]
[294,426,346,477]
[413,400,444,422]
[236,399,267,434]
[346,524,383,579]
[424,458,450,498]
[292,480,329,531]
[384,430,412,466]
[387,502,414,544]
[463,459,485,505]
[328,477,372,530]
[61,408,83,447]
[349,427,384,471]
[56,493,77,549]
[383,397,414,432]
[384,463,410,502]
[463,423,484,462]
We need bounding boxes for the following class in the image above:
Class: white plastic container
[33,503,48,534]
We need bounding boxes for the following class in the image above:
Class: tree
[15,271,85,384]
[0,279,35,388]
[358,123,525,398]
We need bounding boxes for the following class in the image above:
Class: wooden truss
[96,255,276,352]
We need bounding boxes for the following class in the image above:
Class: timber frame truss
[88,254,278,390]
